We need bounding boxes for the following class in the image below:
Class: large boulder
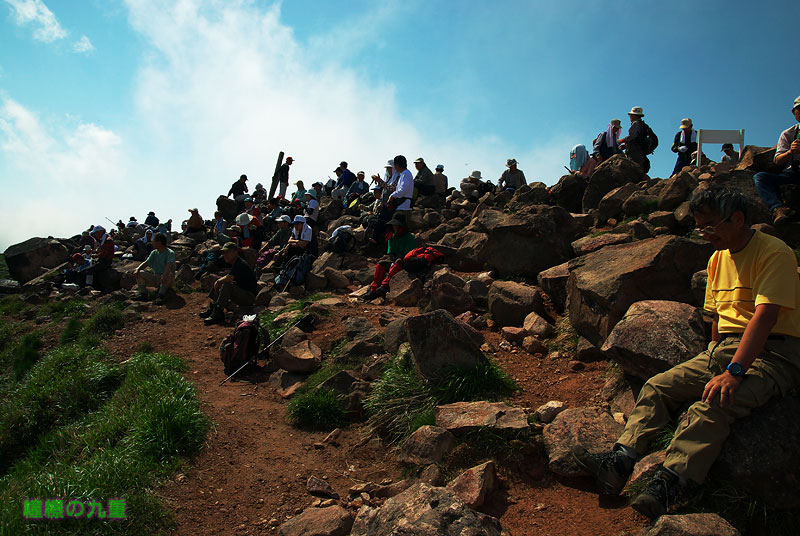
[272,340,322,373]
[4,238,69,284]
[537,262,569,314]
[641,513,740,536]
[657,172,697,211]
[387,271,424,307]
[549,173,587,214]
[543,407,623,477]
[735,145,781,174]
[706,170,771,224]
[566,236,713,346]
[405,310,486,380]
[571,233,633,256]
[487,280,547,328]
[582,154,645,213]
[215,195,238,222]
[601,301,707,380]
[713,396,800,509]
[597,182,639,223]
[440,205,579,278]
[418,282,475,316]
[279,505,354,536]
[446,461,497,508]
[350,483,503,536]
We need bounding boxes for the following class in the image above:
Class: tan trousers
[617,335,800,484]
[136,271,174,294]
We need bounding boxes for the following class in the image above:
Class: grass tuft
[8,332,43,380]
[82,304,125,338]
[59,317,84,345]
[287,389,347,430]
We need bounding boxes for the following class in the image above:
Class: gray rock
[582,155,645,213]
[534,401,567,423]
[272,340,322,373]
[317,370,359,396]
[405,310,487,381]
[537,261,569,314]
[575,336,603,362]
[431,267,465,288]
[350,483,503,536]
[464,278,490,309]
[322,267,350,289]
[4,237,69,284]
[642,513,740,536]
[435,401,529,436]
[543,407,623,477]
[488,280,546,328]
[549,173,587,213]
[601,300,707,380]
[383,317,409,355]
[400,426,456,465]
[690,270,707,307]
[628,450,665,490]
[567,236,713,346]
[387,271,424,307]
[279,505,353,536]
[523,311,554,339]
[418,282,475,316]
[306,475,339,499]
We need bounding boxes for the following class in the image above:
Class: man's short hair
[240,174,247,180]
[393,155,407,169]
[340,161,348,169]
[154,233,168,245]
[689,186,749,221]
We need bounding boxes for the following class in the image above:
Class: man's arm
[775,129,800,167]
[702,303,780,407]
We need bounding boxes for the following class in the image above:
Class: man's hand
[791,140,800,154]
[702,372,743,408]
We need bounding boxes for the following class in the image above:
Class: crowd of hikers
[59,97,800,317]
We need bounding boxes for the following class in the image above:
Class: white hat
[386,159,394,167]
[628,106,645,116]
[276,214,291,223]
[470,170,482,180]
[236,213,251,226]
[292,215,306,224]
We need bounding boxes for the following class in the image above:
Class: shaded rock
[597,183,639,223]
[350,483,503,536]
[601,300,707,380]
[657,173,695,211]
[537,261,569,314]
[534,401,567,423]
[464,278,490,309]
[501,326,527,346]
[279,505,354,536]
[523,311,554,339]
[488,280,546,328]
[281,326,308,348]
[383,317,409,355]
[690,270,707,307]
[522,336,547,355]
[431,267,465,288]
[549,173,587,213]
[0,279,22,294]
[567,236,713,345]
[306,476,340,499]
[543,407,623,477]
[435,401,529,436]
[322,267,350,289]
[4,237,69,284]
[317,370,359,396]
[647,210,677,230]
[387,271,424,307]
[255,288,272,307]
[345,316,382,344]
[418,282,475,316]
[642,513,740,536]
[446,461,497,508]
[673,200,695,229]
[269,370,306,391]
[736,145,780,174]
[575,337,603,362]
[582,155,644,213]
[713,396,800,509]
[622,193,659,217]
[400,426,456,465]
[571,233,633,256]
[272,340,322,373]
[418,464,444,487]
[405,310,486,381]
[628,450,666,489]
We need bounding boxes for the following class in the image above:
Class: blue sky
[0,0,797,250]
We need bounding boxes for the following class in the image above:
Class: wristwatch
[727,362,746,378]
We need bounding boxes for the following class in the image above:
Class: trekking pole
[219,314,312,386]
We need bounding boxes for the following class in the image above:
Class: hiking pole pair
[219,314,313,386]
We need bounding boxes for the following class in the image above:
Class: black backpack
[643,122,659,154]
[592,132,606,156]
[327,229,354,254]
[219,320,268,375]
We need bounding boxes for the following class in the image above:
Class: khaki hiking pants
[617,335,800,484]
[209,283,255,311]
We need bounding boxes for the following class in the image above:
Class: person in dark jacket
[595,119,624,161]
[619,106,652,173]
[671,118,698,176]
[144,211,159,227]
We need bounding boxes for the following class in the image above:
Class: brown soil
[106,289,648,536]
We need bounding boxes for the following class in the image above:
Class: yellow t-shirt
[705,230,800,336]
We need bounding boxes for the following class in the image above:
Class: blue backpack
[275,253,315,288]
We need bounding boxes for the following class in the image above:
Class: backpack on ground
[327,229,354,254]
[219,320,268,375]
[275,253,315,288]
[643,122,659,154]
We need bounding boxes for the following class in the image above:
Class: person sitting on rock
[671,118,698,177]
[144,211,159,227]
[228,174,249,205]
[78,229,97,250]
[61,252,92,288]
[212,210,227,240]
[126,216,139,228]
[568,146,597,178]
[413,157,436,197]
[234,213,263,249]
[753,95,800,225]
[88,225,115,292]
[460,170,485,200]
[132,228,155,261]
[311,181,324,200]
[499,158,527,192]
[243,197,262,224]
[572,186,800,519]
[253,182,267,203]
[388,155,413,217]
[185,208,205,236]
[366,185,383,213]
[134,233,175,305]
[281,215,314,260]
[257,215,293,269]
[345,171,369,207]
[362,213,417,301]
[720,143,739,167]
[200,242,258,326]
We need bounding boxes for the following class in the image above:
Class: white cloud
[73,35,94,54]
[4,0,67,42]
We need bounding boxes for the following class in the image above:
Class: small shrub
[435,358,517,403]
[287,389,347,430]
[0,296,27,316]
[137,341,156,354]
[59,317,83,345]
[9,332,43,380]
[83,304,125,338]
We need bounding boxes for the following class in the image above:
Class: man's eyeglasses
[695,216,730,235]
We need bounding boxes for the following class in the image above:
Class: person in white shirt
[389,155,413,215]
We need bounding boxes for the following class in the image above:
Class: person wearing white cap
[304,190,320,227]
[276,215,313,263]
[619,106,655,174]
[234,212,263,249]
[670,118,698,177]
[460,170,484,199]
[753,96,800,225]
[499,158,526,192]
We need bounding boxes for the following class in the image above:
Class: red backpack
[402,246,445,273]
[219,320,267,375]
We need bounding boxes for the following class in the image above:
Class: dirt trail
[108,291,646,535]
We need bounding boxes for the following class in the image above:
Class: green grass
[8,332,43,380]
[286,389,347,430]
[0,350,210,535]
[0,295,28,316]
[547,316,580,354]
[365,347,518,444]
[37,299,89,320]
[59,318,84,345]
[82,305,125,339]
[258,292,328,341]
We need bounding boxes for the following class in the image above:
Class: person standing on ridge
[619,106,654,174]
[671,118,698,177]
[278,157,293,198]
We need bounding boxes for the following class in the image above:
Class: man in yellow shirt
[572,187,800,518]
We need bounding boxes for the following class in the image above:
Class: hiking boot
[571,444,636,495]
[199,303,216,319]
[154,295,165,306]
[376,285,389,297]
[361,289,379,301]
[772,206,795,225]
[203,307,225,326]
[630,467,682,519]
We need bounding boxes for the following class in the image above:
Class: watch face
[727,362,745,376]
